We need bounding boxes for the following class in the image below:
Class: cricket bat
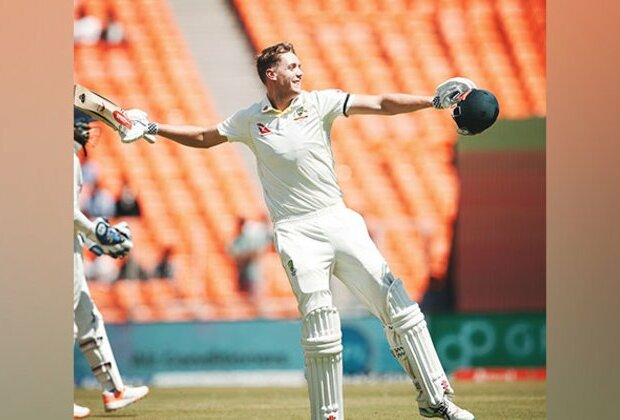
[73,83,156,143]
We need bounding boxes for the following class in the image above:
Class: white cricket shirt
[217,89,352,222]
[74,154,85,251]
[73,152,95,251]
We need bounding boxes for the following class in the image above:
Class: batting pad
[302,306,344,420]
[383,280,452,407]
[78,311,124,392]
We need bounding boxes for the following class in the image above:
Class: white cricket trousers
[273,202,397,319]
[74,244,101,334]
[74,239,126,392]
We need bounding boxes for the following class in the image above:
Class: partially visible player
[120,43,499,420]
[73,111,149,418]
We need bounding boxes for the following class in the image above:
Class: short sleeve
[312,89,351,122]
[217,106,253,145]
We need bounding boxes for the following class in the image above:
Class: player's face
[273,52,303,95]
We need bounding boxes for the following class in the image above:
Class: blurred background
[73,0,545,387]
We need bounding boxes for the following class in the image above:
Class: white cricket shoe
[419,398,475,420]
[102,385,149,412]
[73,403,90,418]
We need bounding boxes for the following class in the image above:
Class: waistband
[273,201,346,227]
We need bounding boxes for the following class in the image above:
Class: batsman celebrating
[121,42,498,419]
[73,112,149,417]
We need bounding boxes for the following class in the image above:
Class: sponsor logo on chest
[256,122,271,135]
[255,106,312,139]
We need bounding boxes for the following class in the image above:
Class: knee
[297,289,335,318]
[75,304,103,337]
[383,279,425,333]
[302,306,343,356]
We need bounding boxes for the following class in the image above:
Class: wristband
[147,122,159,135]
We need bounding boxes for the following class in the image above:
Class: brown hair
[256,42,296,84]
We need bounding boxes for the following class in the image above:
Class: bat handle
[144,134,157,143]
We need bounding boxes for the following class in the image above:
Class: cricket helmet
[452,89,499,135]
[74,108,96,149]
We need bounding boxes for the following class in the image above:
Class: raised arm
[347,94,434,116]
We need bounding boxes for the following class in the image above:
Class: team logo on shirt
[257,123,271,134]
[294,106,309,121]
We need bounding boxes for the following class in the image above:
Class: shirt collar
[260,92,304,114]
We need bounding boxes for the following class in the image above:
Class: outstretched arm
[118,110,228,148]
[347,94,434,116]
[122,103,256,146]
[347,77,478,116]
[154,124,227,149]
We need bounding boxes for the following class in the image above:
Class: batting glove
[433,77,477,109]
[119,109,156,144]
[79,233,104,257]
[88,244,104,256]
[113,221,132,241]
[107,221,133,258]
[128,109,157,143]
[89,218,133,259]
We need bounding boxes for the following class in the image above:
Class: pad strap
[79,335,124,392]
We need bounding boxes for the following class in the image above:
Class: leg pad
[302,306,344,420]
[383,280,453,407]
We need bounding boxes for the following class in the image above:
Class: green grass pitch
[75,380,545,419]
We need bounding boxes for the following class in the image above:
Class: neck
[266,88,298,111]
